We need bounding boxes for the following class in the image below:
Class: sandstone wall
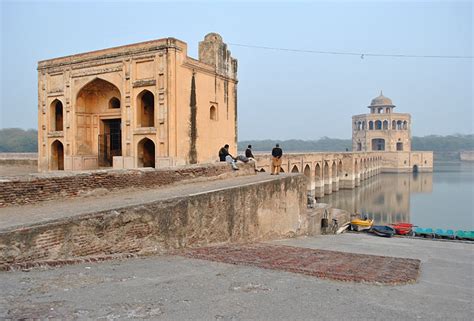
[0,175,306,270]
[0,162,255,207]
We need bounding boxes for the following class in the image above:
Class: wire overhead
[228,43,473,59]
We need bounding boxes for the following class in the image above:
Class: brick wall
[0,175,307,270]
[0,162,255,207]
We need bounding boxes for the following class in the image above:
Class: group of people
[218,143,283,175]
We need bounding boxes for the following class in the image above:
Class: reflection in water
[321,172,433,225]
[320,161,474,229]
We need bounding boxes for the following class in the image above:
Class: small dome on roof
[369,91,395,107]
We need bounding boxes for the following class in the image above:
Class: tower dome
[369,91,395,107]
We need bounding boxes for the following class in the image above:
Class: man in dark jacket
[271,144,283,175]
[245,145,255,159]
[219,144,231,161]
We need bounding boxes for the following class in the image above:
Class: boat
[371,225,396,237]
[414,227,434,237]
[434,229,455,239]
[350,218,374,231]
[336,222,350,234]
[391,222,414,235]
[455,230,474,241]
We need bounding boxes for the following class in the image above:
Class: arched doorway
[291,165,299,173]
[75,78,122,167]
[51,140,64,170]
[138,138,155,168]
[413,165,419,173]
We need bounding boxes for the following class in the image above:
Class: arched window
[109,97,121,109]
[392,120,396,130]
[338,160,343,177]
[375,120,382,130]
[386,107,391,113]
[403,121,408,130]
[210,106,217,120]
[331,162,337,178]
[51,100,63,131]
[362,121,366,130]
[137,90,155,127]
[397,120,402,130]
[137,138,155,168]
[383,120,388,130]
[369,121,374,130]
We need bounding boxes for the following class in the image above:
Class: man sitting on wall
[219,144,238,170]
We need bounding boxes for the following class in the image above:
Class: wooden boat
[414,227,434,237]
[371,225,396,237]
[391,222,414,235]
[455,230,474,241]
[434,229,455,239]
[350,218,374,231]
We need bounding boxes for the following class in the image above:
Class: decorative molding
[47,131,64,138]
[71,66,123,78]
[132,79,156,88]
[133,127,157,135]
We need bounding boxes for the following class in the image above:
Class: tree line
[1,128,472,154]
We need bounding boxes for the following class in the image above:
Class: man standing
[271,143,283,175]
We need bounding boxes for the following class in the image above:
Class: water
[320,161,474,230]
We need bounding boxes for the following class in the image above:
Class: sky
[0,0,472,140]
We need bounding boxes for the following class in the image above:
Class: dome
[369,91,395,107]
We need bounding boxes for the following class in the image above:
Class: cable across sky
[228,43,473,59]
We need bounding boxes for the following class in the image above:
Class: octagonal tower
[352,92,411,152]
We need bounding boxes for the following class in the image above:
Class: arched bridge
[254,152,383,197]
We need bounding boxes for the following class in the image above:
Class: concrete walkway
[0,173,293,231]
[1,234,472,320]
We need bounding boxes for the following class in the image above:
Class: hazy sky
[1,0,472,140]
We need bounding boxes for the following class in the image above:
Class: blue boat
[414,227,434,237]
[434,229,455,239]
[455,230,474,241]
[371,225,396,237]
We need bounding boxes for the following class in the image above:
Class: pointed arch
[137,89,155,127]
[51,140,64,170]
[323,161,329,179]
[304,164,311,178]
[315,163,322,180]
[291,165,299,173]
[331,161,337,178]
[338,160,343,177]
[137,138,155,168]
[50,99,64,131]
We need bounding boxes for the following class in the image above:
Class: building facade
[352,92,433,172]
[37,33,237,172]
